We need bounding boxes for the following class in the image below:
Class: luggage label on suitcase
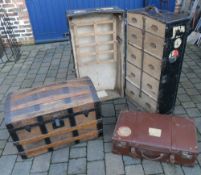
[112,111,198,166]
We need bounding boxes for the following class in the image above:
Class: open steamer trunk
[68,7,190,114]
[68,8,125,101]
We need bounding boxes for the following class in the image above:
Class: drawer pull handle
[151,25,158,32]
[132,17,137,23]
[130,72,135,77]
[150,42,157,49]
[145,103,151,109]
[148,64,154,70]
[132,34,137,39]
[147,83,152,89]
[131,54,136,59]
[130,91,135,96]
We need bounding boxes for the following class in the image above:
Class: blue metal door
[26,0,144,43]
[26,0,69,43]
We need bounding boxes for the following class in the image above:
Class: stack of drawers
[68,7,190,114]
[126,12,166,112]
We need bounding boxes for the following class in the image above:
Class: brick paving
[0,41,200,175]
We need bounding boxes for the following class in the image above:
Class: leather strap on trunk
[139,16,146,97]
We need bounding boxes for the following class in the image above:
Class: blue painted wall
[26,0,175,43]
[26,0,144,43]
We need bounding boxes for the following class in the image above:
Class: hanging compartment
[68,7,190,114]
[68,8,125,101]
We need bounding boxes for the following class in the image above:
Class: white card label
[117,127,132,137]
[171,26,185,39]
[97,90,108,98]
[149,128,162,137]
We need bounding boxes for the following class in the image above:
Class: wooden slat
[15,119,101,146]
[78,31,114,37]
[113,17,117,62]
[11,78,91,101]
[11,90,90,112]
[79,50,114,57]
[77,32,95,37]
[76,40,115,48]
[73,19,114,27]
[20,130,100,157]
[94,23,99,63]
[12,83,91,104]
[11,96,95,123]
[74,24,81,72]
[25,134,98,158]
[79,59,116,66]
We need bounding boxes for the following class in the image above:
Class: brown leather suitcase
[112,111,198,166]
[4,77,102,158]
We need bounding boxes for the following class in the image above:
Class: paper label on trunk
[97,90,108,98]
[149,128,162,137]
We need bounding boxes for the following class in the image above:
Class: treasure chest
[112,111,198,166]
[4,77,102,158]
[68,7,190,113]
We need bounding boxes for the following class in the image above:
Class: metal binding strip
[87,79,99,103]
[88,83,103,136]
[8,109,96,132]
[139,16,146,97]
[95,102,103,136]
[68,108,80,144]
[7,124,27,159]
[37,116,53,152]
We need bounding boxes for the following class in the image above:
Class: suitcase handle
[141,151,164,161]
[131,147,164,161]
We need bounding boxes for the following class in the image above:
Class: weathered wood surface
[126,81,157,112]
[126,12,165,111]
[15,119,101,146]
[20,130,101,158]
[69,11,125,100]
[4,77,102,158]
[5,77,98,124]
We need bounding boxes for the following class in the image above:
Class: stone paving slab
[0,42,200,174]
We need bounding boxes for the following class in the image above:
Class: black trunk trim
[37,116,53,152]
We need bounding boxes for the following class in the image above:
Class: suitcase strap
[131,147,165,161]
[139,16,146,97]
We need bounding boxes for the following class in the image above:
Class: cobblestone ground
[0,41,200,175]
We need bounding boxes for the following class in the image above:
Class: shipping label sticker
[174,38,182,48]
[149,128,162,137]
[117,126,132,137]
[171,26,185,39]
[97,90,108,98]
[169,49,179,63]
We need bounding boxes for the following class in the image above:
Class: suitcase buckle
[181,152,193,160]
[117,141,127,148]
[170,154,175,164]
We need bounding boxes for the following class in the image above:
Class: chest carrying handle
[145,6,161,16]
